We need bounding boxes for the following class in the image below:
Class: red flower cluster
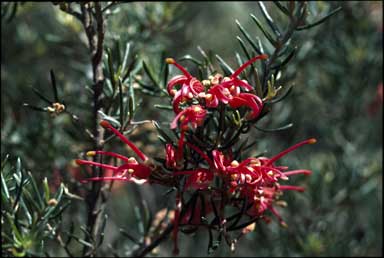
[75,120,153,184]
[166,55,267,168]
[74,54,317,255]
[166,55,267,120]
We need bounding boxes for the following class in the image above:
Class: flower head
[170,104,207,131]
[75,120,152,184]
[166,58,205,113]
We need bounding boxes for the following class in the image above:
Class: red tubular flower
[165,143,178,169]
[170,104,207,130]
[211,138,316,226]
[228,92,263,119]
[75,121,152,183]
[174,168,213,190]
[204,84,234,108]
[170,105,207,160]
[166,58,205,113]
[220,54,268,91]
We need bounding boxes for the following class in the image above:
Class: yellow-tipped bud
[231,160,239,167]
[47,198,58,206]
[308,138,317,144]
[128,169,135,174]
[128,157,137,164]
[86,151,96,157]
[165,58,175,64]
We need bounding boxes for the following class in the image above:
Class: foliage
[1,1,382,257]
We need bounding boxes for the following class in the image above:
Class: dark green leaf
[215,54,234,76]
[250,13,277,46]
[296,7,342,31]
[257,2,281,37]
[273,1,290,16]
[32,87,52,104]
[235,19,262,55]
[254,123,293,132]
[142,60,160,88]
[50,70,59,102]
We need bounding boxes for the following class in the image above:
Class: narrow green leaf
[118,79,124,126]
[6,213,23,242]
[250,14,277,46]
[179,54,203,66]
[121,42,131,75]
[32,87,52,104]
[215,54,234,76]
[43,177,50,204]
[271,47,296,70]
[257,2,281,37]
[106,48,116,94]
[237,36,253,61]
[153,121,173,144]
[273,1,290,16]
[98,110,121,128]
[235,20,262,55]
[1,159,10,199]
[27,171,44,209]
[143,60,159,88]
[296,7,342,31]
[134,206,144,234]
[254,123,293,132]
[22,103,47,112]
[50,69,59,102]
[250,13,277,46]
[19,198,32,225]
[162,58,169,89]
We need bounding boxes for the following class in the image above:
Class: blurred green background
[1,2,382,257]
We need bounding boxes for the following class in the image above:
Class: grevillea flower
[166,58,205,113]
[228,92,263,119]
[173,168,213,190]
[165,143,178,169]
[170,105,207,160]
[212,138,316,225]
[75,120,152,184]
[220,54,268,90]
[170,104,207,131]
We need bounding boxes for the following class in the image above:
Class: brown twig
[74,2,107,256]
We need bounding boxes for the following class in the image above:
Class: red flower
[170,105,207,160]
[220,54,268,91]
[174,168,213,190]
[166,58,205,113]
[212,138,316,226]
[228,92,263,119]
[165,143,178,169]
[170,104,207,131]
[75,120,152,184]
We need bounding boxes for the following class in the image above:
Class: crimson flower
[166,58,205,113]
[228,92,263,119]
[219,54,268,90]
[75,120,152,184]
[170,105,207,159]
[212,138,316,225]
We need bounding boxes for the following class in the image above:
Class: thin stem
[131,223,174,257]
